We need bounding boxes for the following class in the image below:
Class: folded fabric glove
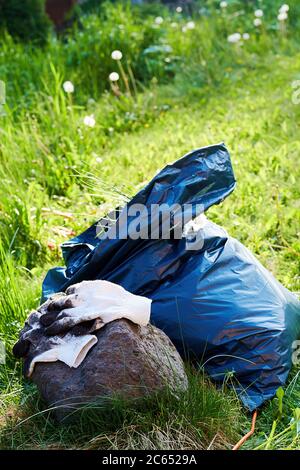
[40,280,151,335]
[14,324,97,377]
[26,333,98,377]
[13,295,94,377]
[13,295,61,360]
[13,280,152,376]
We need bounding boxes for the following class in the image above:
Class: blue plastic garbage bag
[42,143,300,410]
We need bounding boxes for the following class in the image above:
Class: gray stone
[31,319,188,422]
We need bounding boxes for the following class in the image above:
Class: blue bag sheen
[42,143,300,410]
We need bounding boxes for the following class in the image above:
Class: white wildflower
[109,72,120,82]
[186,21,195,30]
[278,11,288,21]
[155,16,164,25]
[63,81,74,94]
[254,9,264,17]
[243,33,250,40]
[220,1,227,8]
[83,114,96,127]
[176,6,182,13]
[111,50,122,61]
[227,33,241,43]
[254,18,262,27]
[279,4,289,13]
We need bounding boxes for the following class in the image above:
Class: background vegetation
[0,0,299,450]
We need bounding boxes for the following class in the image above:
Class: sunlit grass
[0,0,300,450]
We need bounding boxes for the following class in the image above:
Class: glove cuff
[124,293,152,326]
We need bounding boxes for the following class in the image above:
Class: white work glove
[13,298,98,377]
[40,280,152,336]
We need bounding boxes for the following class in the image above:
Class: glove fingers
[13,338,30,358]
[23,354,35,378]
[65,283,83,295]
[26,310,41,327]
[47,294,78,312]
[39,310,61,327]
[66,280,108,296]
[71,319,98,336]
[38,294,63,313]
[44,316,77,336]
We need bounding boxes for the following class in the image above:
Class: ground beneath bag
[42,143,300,410]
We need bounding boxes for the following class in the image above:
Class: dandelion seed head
[111,50,122,61]
[254,18,262,27]
[63,81,74,93]
[227,33,241,43]
[220,1,227,8]
[186,21,195,30]
[254,9,264,17]
[83,114,96,127]
[279,4,289,13]
[109,72,120,82]
[155,16,164,25]
[278,11,288,21]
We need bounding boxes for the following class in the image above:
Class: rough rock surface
[31,319,188,422]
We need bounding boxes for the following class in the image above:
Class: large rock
[31,319,188,422]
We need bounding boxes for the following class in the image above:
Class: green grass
[0,0,300,450]
[0,369,244,450]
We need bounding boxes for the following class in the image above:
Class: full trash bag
[42,143,300,410]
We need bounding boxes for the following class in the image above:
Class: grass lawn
[0,1,300,450]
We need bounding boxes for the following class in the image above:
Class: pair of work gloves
[13,280,151,376]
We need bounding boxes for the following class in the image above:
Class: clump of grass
[244,369,300,450]
[0,368,243,450]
